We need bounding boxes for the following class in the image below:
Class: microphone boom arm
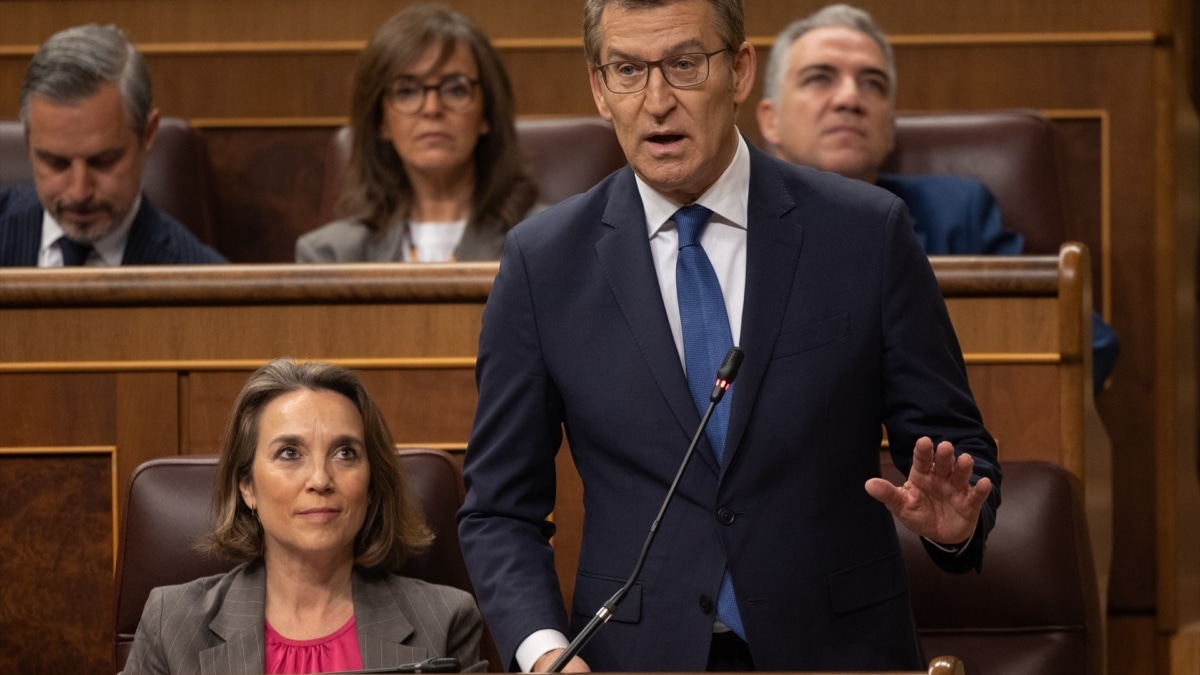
[546,347,743,672]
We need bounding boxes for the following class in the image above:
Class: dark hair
[205,359,432,573]
[583,0,745,66]
[339,3,537,237]
[20,23,153,135]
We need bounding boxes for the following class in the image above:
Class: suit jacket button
[717,507,735,525]
[700,595,713,613]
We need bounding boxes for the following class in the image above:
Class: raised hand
[864,436,993,546]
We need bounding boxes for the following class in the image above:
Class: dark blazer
[294,205,548,263]
[877,173,1118,392]
[458,144,1001,672]
[0,184,226,265]
[876,173,1023,255]
[121,561,486,675]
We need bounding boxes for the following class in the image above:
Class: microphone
[548,346,745,672]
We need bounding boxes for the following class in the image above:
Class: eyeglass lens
[601,52,715,94]
[390,74,477,112]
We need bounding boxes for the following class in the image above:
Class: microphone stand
[547,348,743,673]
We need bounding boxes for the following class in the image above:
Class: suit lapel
[352,572,425,669]
[0,193,44,266]
[121,198,169,265]
[201,563,266,675]
[724,148,805,464]
[594,169,719,472]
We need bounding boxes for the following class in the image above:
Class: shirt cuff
[922,529,975,556]
[515,629,570,673]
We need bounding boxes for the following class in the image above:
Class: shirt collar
[40,194,141,266]
[637,132,751,238]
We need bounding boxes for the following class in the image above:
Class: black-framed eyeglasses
[386,73,480,114]
[596,49,728,94]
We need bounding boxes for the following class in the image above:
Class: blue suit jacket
[459,145,1000,672]
[877,174,1023,255]
[0,184,226,265]
[877,174,1117,390]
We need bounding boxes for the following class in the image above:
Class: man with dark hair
[459,0,1000,671]
[0,24,225,266]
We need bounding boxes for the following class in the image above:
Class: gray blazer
[122,561,486,675]
[295,205,547,263]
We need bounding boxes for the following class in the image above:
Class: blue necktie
[673,204,745,640]
[59,237,93,266]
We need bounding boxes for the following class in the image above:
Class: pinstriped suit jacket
[0,184,226,265]
[121,561,486,675]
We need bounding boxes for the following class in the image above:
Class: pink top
[264,615,363,674]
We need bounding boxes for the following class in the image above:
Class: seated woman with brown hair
[297,3,539,262]
[122,359,486,674]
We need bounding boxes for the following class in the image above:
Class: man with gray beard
[0,24,224,266]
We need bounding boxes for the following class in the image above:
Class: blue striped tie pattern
[673,204,746,640]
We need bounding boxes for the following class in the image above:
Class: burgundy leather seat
[882,109,1066,255]
[0,117,216,246]
[885,460,1103,675]
[112,448,484,672]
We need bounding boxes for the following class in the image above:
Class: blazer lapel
[0,189,45,266]
[723,148,804,465]
[121,198,170,264]
[353,572,426,669]
[201,563,266,675]
[594,169,720,473]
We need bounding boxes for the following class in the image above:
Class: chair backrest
[881,109,1066,254]
[315,116,627,225]
[885,460,1103,675]
[0,117,216,246]
[112,448,477,672]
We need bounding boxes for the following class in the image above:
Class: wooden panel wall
[1,1,1198,673]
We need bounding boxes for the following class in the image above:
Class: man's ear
[589,67,614,122]
[756,97,781,147]
[730,42,757,106]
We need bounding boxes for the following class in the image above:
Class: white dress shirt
[38,194,140,267]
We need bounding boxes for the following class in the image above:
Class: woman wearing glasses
[297,3,539,262]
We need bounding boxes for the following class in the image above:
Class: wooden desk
[0,249,1104,674]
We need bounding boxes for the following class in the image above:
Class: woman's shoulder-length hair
[203,359,433,573]
[338,2,538,236]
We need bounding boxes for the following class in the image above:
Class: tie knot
[58,236,94,266]
[674,204,713,249]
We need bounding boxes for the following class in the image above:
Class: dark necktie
[673,204,745,640]
[59,237,94,266]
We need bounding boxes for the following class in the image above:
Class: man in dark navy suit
[756,3,1117,392]
[458,0,1000,672]
[0,24,224,266]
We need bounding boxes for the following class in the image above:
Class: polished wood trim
[395,443,468,452]
[927,255,1060,294]
[0,31,1163,60]
[962,353,1062,364]
[0,445,116,455]
[0,358,477,374]
[190,116,348,128]
[0,258,1067,304]
[884,30,1161,47]
[0,263,498,307]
